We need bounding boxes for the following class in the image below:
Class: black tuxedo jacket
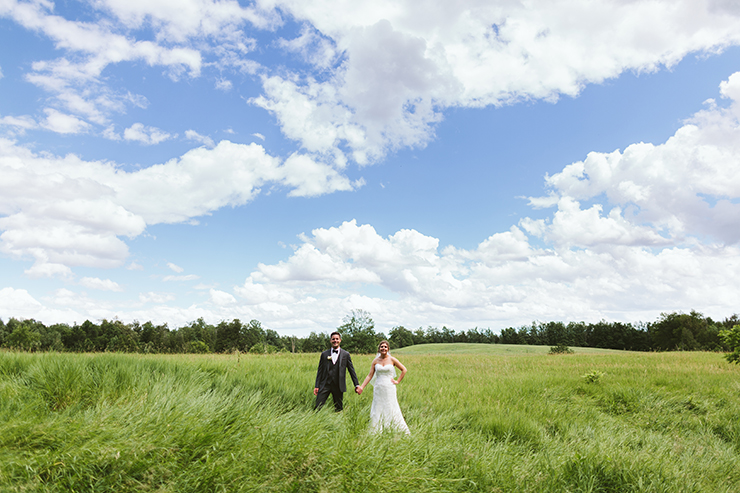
[315,348,359,393]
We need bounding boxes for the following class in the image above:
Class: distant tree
[241,320,265,351]
[179,318,215,351]
[482,328,499,344]
[499,327,519,345]
[214,319,242,353]
[5,319,41,351]
[412,327,427,345]
[649,311,717,351]
[302,332,330,353]
[719,325,740,363]
[338,309,379,354]
[425,326,442,343]
[389,326,414,348]
[541,321,568,346]
[264,328,282,348]
[185,340,210,354]
[44,323,68,351]
[453,328,468,343]
[566,322,588,347]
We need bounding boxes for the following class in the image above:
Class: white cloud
[278,24,339,69]
[281,153,360,197]
[252,132,265,140]
[526,79,740,246]
[0,137,352,277]
[208,288,237,306]
[0,115,37,130]
[167,262,184,273]
[185,129,215,147]
[24,262,73,279]
[124,123,173,145]
[1,0,202,127]
[139,291,176,303]
[215,78,233,91]
[253,0,740,165]
[230,217,740,332]
[41,108,90,134]
[79,277,123,291]
[162,274,200,282]
[0,287,43,313]
[92,0,278,42]
[225,74,740,331]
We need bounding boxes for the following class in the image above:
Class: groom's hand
[313,387,319,396]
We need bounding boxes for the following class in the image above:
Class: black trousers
[315,380,344,412]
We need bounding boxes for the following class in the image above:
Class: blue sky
[1,0,740,336]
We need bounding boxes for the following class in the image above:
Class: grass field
[2,345,740,492]
[394,342,625,355]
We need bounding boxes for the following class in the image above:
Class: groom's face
[331,334,341,349]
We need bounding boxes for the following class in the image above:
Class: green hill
[393,342,627,355]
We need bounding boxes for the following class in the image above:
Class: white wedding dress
[370,363,410,434]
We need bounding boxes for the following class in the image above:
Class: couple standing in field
[313,332,410,434]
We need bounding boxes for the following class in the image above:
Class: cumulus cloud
[0,138,356,277]
[162,274,200,282]
[254,0,740,165]
[281,153,360,197]
[226,73,740,330]
[209,288,237,306]
[525,78,740,246]
[0,114,37,131]
[79,277,123,291]
[215,78,233,91]
[124,123,173,145]
[0,0,202,128]
[139,291,176,304]
[41,108,90,134]
[278,24,339,69]
[0,287,43,313]
[185,129,215,147]
[92,0,278,42]
[231,216,740,331]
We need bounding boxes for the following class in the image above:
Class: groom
[314,331,361,411]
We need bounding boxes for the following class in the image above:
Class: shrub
[549,344,574,355]
[583,370,605,383]
[719,324,740,364]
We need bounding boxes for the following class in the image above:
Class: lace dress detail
[369,364,410,434]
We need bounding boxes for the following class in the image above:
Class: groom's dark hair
[330,331,341,339]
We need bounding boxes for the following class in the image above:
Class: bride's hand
[391,379,398,385]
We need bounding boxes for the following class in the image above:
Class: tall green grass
[1,348,740,491]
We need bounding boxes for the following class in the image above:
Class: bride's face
[378,343,389,355]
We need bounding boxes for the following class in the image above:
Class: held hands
[355,386,363,395]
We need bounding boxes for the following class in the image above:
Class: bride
[358,340,410,434]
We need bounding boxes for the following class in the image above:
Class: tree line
[0,309,738,355]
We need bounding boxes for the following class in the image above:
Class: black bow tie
[332,349,338,353]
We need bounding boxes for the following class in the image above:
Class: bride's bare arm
[391,357,407,384]
[359,359,377,390]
